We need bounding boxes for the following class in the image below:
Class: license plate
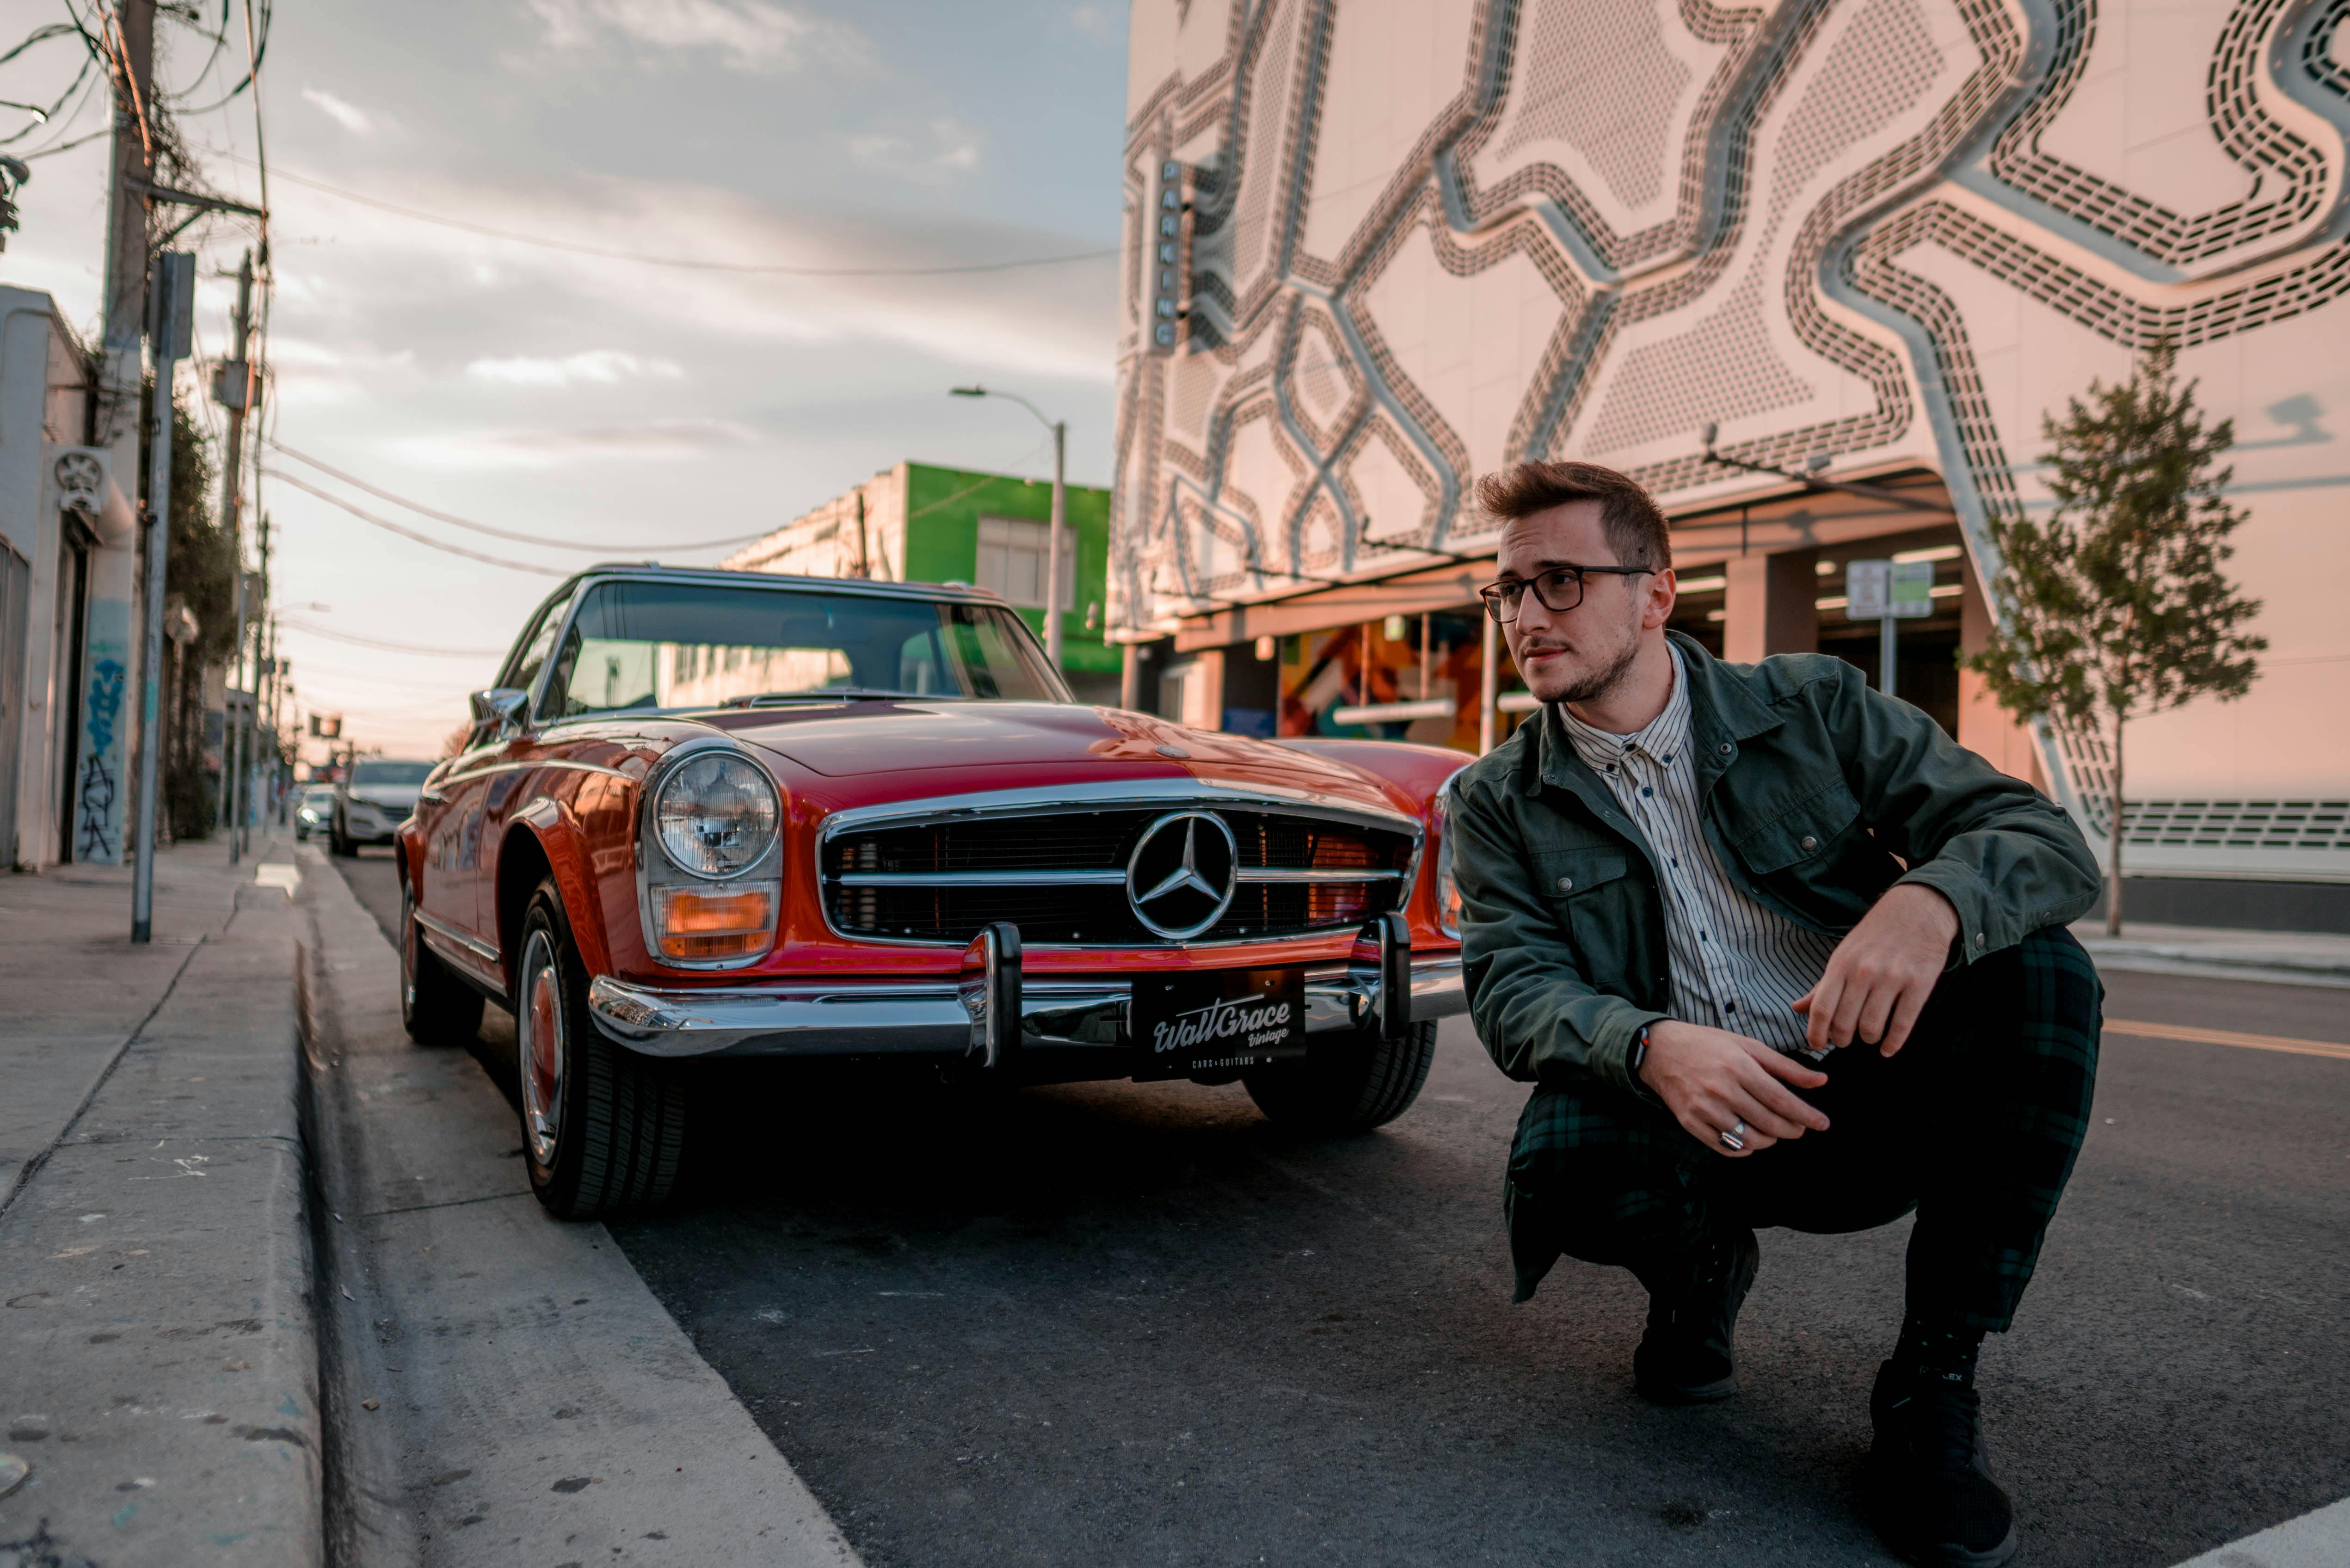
[1128,967,1306,1081]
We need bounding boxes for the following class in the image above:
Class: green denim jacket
[1451,631,2100,1092]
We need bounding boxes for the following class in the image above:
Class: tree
[1963,341,2264,935]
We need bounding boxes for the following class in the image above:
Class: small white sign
[1845,559,1936,621]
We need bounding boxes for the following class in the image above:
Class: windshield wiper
[717,688,960,707]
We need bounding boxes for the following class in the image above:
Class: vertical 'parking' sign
[1147,159,1190,354]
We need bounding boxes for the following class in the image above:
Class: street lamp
[950,385,1067,667]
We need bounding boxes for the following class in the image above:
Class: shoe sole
[1877,1523,2018,1568]
[1635,1372,1737,1405]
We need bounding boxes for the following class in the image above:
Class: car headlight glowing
[653,752,780,879]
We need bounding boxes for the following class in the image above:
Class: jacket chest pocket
[1729,775,1860,878]
[1531,844,1654,988]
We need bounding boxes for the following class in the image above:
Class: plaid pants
[1503,927,2103,1332]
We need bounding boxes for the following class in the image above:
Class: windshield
[541,580,1069,718]
[351,762,433,786]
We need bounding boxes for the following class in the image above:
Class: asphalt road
[335,848,2350,1568]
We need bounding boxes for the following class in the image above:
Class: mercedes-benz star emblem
[1126,810,1239,940]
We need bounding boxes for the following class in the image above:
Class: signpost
[1844,558,1934,700]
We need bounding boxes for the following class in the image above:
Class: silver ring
[1719,1119,1747,1151]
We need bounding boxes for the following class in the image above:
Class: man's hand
[1792,882,1959,1057]
[1639,1021,1830,1157]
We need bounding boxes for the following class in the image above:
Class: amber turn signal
[652,884,776,960]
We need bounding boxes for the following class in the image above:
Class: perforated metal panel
[1112,0,2350,877]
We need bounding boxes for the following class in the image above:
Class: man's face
[1493,499,1673,704]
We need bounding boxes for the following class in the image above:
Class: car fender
[494,796,613,993]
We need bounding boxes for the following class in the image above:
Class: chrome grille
[822,805,1416,946]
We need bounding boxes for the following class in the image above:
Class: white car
[294,784,337,840]
[332,760,433,856]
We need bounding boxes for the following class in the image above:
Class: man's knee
[1506,1081,1707,1272]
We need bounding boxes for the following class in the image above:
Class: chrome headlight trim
[651,750,781,879]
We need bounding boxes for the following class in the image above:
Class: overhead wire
[268,470,569,578]
[272,620,507,658]
[264,440,781,551]
[209,150,1117,277]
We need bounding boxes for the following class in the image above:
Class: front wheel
[515,879,690,1219]
[1243,1020,1438,1134]
[400,880,484,1045]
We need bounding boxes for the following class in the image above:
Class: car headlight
[639,744,784,967]
[1433,773,1463,941]
[654,752,780,877]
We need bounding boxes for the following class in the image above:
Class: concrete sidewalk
[2072,918,2350,989]
[0,834,318,1567]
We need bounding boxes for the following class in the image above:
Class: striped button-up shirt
[1557,647,1842,1057]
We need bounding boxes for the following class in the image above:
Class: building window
[974,515,1075,610]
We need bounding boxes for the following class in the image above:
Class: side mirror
[470,687,533,739]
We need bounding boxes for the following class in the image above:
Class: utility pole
[217,251,254,861]
[79,0,155,885]
[98,0,155,451]
[129,249,192,943]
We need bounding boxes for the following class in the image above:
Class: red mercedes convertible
[396,565,1470,1218]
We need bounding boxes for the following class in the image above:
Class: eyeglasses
[1478,564,1656,623]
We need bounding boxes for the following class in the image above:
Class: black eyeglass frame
[1477,564,1657,623]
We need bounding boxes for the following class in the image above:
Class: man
[1448,461,2102,1568]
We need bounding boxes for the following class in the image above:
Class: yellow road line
[2105,1018,2350,1062]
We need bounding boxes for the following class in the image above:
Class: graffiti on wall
[73,598,130,864]
[74,656,124,861]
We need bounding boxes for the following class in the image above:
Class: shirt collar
[1559,645,1691,773]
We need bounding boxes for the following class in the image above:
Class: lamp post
[950,385,1066,667]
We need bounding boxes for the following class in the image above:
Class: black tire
[1243,1020,1438,1134]
[400,879,484,1045]
[513,878,690,1219]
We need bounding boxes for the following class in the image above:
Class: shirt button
[1557,876,1574,892]
[1800,835,1817,852]
[1723,1001,1737,1014]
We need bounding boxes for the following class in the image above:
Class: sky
[1,0,1131,758]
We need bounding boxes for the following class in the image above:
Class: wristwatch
[1628,1024,1650,1082]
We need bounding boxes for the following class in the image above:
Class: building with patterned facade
[1110,0,2350,929]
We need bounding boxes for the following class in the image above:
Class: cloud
[466,350,685,387]
[849,117,984,180]
[302,87,379,135]
[267,169,1117,384]
[397,418,763,469]
[526,0,862,74]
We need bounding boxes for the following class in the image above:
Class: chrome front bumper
[586,919,1466,1064]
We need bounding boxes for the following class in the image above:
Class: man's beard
[1543,634,1642,704]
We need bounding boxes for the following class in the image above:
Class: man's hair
[1475,461,1673,572]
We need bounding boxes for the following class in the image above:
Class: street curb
[2077,943,2350,990]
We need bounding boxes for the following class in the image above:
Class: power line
[269,470,568,577]
[210,150,1118,277]
[273,619,508,658]
[265,439,779,551]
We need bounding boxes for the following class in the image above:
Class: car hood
[709,701,1409,816]
[345,785,420,810]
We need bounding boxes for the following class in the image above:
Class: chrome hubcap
[519,930,564,1165]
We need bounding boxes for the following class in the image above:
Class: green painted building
[725,461,1119,703]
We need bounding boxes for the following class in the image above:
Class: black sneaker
[1866,1361,2020,1567]
[1632,1227,1758,1404]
